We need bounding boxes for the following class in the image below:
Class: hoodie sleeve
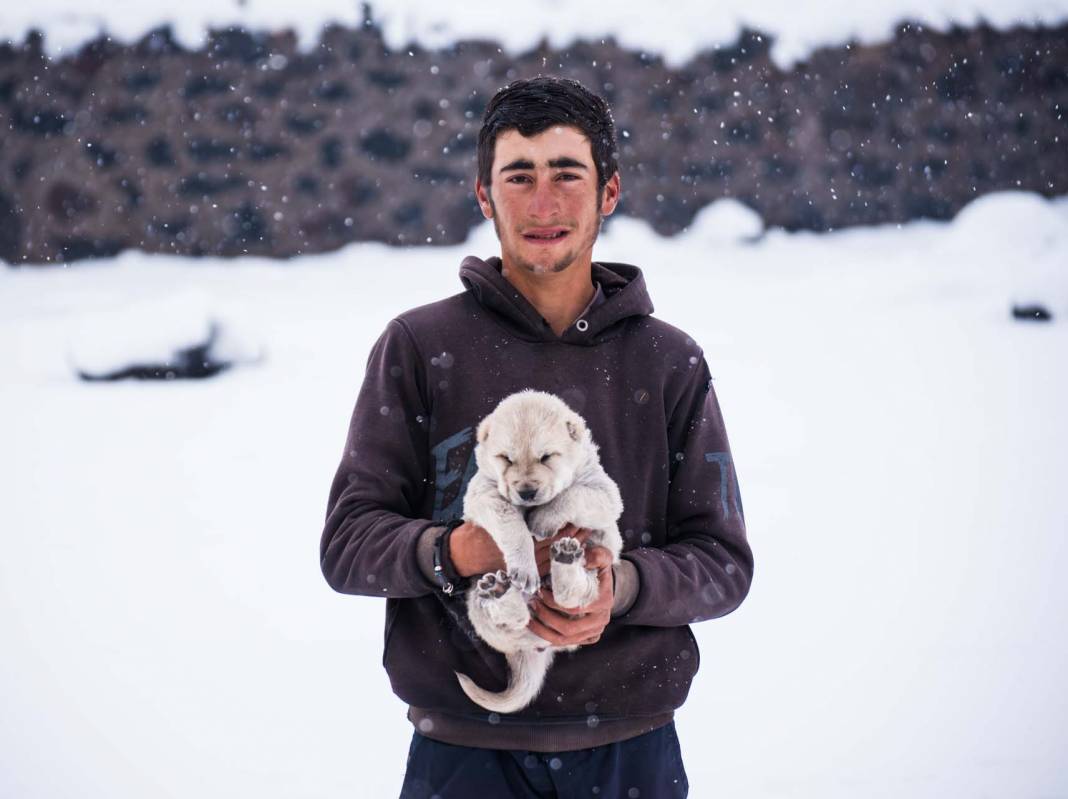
[320,319,439,598]
[617,356,754,627]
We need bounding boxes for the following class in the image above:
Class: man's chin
[513,252,577,275]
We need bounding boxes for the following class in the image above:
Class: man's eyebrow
[548,157,588,170]
[498,157,589,173]
[499,159,535,173]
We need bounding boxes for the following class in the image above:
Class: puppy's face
[475,393,588,507]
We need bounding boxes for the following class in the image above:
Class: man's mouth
[522,228,569,244]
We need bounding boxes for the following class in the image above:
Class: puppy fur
[455,390,624,714]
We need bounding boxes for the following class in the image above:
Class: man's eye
[556,173,580,181]
[507,175,531,184]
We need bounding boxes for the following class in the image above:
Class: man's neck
[500,257,596,337]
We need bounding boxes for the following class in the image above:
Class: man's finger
[538,589,584,615]
[529,614,603,646]
[544,525,590,543]
[530,597,582,629]
[528,606,583,643]
[584,546,613,570]
[529,615,607,647]
[529,599,605,639]
[528,616,569,646]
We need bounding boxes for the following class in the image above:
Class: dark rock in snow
[77,322,233,381]
[1012,304,1053,322]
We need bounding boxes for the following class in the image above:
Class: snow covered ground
[2,192,1067,797]
[5,0,1068,66]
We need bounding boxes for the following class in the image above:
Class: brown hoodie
[321,256,753,751]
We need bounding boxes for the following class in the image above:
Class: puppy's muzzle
[516,487,538,503]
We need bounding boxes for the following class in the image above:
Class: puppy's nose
[517,487,538,503]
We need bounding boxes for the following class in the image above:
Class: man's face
[475,126,620,276]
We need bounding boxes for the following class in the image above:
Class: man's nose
[527,179,558,218]
[518,487,538,502]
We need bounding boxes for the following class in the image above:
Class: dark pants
[399,722,688,799]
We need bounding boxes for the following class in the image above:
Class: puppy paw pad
[551,537,584,564]
[477,570,511,598]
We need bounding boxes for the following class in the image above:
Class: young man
[321,77,753,797]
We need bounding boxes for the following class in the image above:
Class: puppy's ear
[565,414,587,442]
[477,417,491,444]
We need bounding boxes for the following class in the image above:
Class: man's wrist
[432,519,466,593]
[416,522,470,593]
[416,526,446,585]
[610,559,639,617]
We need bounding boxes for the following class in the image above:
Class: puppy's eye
[497,454,512,465]
[540,453,557,464]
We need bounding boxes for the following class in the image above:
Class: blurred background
[2,2,1066,797]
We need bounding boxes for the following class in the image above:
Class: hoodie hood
[459,255,655,346]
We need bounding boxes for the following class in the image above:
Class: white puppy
[455,390,624,714]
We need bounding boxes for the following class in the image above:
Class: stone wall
[1,15,1066,264]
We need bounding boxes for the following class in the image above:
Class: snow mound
[948,191,1068,314]
[685,199,765,246]
[951,191,1067,252]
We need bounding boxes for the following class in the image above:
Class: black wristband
[432,518,465,595]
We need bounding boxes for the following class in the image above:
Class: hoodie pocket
[684,624,702,673]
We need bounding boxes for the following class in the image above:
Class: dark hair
[477,76,619,191]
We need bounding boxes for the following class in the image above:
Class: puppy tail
[455,649,554,714]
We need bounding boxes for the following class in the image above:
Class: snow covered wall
[3,0,1068,68]
[1,11,1066,264]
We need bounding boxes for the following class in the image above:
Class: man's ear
[599,171,621,217]
[475,178,494,220]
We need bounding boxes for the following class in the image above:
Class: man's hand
[450,522,592,580]
[534,523,592,577]
[528,546,614,646]
[448,522,505,578]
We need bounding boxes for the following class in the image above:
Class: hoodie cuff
[416,525,446,585]
[610,559,639,617]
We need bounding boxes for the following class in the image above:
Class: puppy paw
[474,570,531,631]
[476,570,512,600]
[550,536,585,566]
